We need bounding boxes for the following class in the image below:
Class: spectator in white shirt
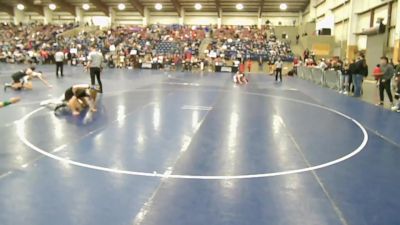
[317,59,328,71]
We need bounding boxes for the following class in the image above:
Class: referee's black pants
[275,68,282,81]
[56,62,64,77]
[379,79,393,103]
[90,67,103,93]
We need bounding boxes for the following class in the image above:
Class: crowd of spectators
[296,51,400,112]
[86,24,207,70]
[0,22,77,64]
[0,22,295,73]
[0,22,208,70]
[207,25,294,64]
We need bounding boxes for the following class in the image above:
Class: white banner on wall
[91,16,110,28]
[316,15,334,32]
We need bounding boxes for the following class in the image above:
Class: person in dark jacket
[339,60,349,94]
[375,56,394,106]
[348,59,356,93]
[352,53,368,97]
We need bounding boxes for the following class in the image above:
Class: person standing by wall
[339,60,350,95]
[348,59,356,94]
[86,45,104,93]
[352,53,368,97]
[55,49,64,78]
[275,58,283,83]
[375,56,394,107]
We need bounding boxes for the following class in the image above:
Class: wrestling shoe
[54,103,67,112]
[4,83,11,92]
[90,85,101,92]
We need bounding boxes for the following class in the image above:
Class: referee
[86,45,104,93]
[274,58,283,82]
[55,49,64,77]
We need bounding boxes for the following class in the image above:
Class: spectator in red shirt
[239,63,245,73]
[247,60,252,72]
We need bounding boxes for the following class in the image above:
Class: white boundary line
[181,105,213,111]
[15,91,369,180]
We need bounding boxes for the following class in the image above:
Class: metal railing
[298,66,340,90]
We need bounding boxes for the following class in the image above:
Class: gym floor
[0,64,399,225]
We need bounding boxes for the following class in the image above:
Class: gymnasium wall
[315,0,327,18]
[273,26,299,43]
[302,12,312,23]
[262,12,300,26]
[184,12,219,25]
[298,22,316,37]
[366,34,386,70]
[113,11,143,25]
[221,12,258,26]
[51,12,76,24]
[306,0,398,55]
[302,2,315,23]
[334,21,348,43]
[0,9,299,28]
[357,0,395,13]
[23,12,44,24]
[0,13,12,23]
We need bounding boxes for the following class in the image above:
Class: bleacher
[220,39,294,62]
